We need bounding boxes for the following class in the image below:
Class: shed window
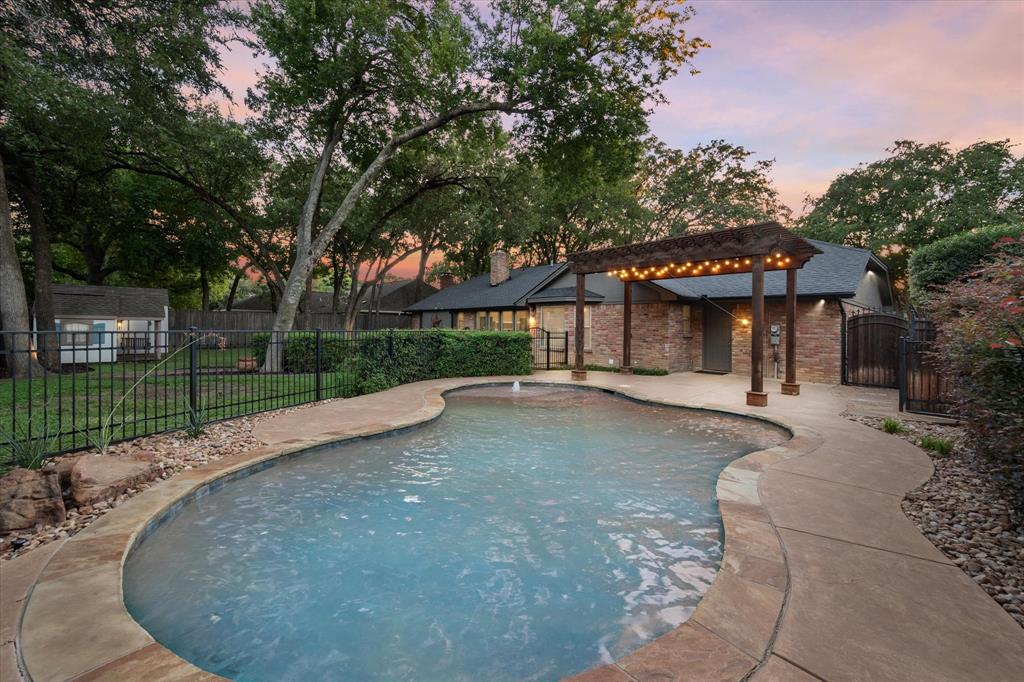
[61,322,91,347]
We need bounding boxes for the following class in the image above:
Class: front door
[702,303,732,373]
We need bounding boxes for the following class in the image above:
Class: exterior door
[702,303,732,373]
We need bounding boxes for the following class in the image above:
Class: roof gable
[406,263,566,312]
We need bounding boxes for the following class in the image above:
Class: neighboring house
[233,279,437,328]
[407,242,894,384]
[35,284,170,364]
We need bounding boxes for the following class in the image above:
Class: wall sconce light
[116,320,125,330]
[528,316,537,327]
[739,318,750,326]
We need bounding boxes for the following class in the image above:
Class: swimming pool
[123,386,787,681]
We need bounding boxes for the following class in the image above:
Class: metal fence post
[563,331,569,366]
[315,327,323,401]
[545,330,551,370]
[188,326,199,419]
[897,336,907,412]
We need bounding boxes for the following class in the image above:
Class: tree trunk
[81,225,109,285]
[331,256,345,314]
[21,162,59,370]
[0,156,45,378]
[200,265,211,310]
[224,269,243,311]
[414,249,430,301]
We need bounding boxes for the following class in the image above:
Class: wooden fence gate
[844,312,909,388]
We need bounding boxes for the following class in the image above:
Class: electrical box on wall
[769,323,781,346]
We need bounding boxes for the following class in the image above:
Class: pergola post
[620,280,632,374]
[782,267,800,395]
[571,273,587,381]
[747,255,768,407]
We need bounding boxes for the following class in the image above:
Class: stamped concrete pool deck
[4,371,1024,681]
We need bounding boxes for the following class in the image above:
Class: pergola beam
[621,280,632,374]
[747,256,768,407]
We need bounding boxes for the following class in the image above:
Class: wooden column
[620,280,632,374]
[747,255,768,406]
[782,267,800,395]
[571,272,587,380]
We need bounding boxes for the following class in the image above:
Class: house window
[515,310,529,331]
[682,304,692,337]
[61,322,91,347]
[501,311,514,331]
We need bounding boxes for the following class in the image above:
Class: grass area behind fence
[1,329,531,472]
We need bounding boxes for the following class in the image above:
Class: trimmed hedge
[252,330,533,395]
[584,363,670,376]
[908,224,1023,304]
[354,330,532,393]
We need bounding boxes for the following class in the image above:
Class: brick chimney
[490,250,510,286]
[438,272,455,289]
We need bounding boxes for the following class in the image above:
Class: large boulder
[0,468,66,533]
[70,454,159,507]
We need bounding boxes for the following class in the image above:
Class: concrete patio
[3,371,1023,681]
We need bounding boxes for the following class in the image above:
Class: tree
[0,156,44,378]
[639,139,791,236]
[245,0,708,367]
[908,224,1024,305]
[798,140,1024,285]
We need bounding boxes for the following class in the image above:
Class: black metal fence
[530,328,569,369]
[0,328,388,467]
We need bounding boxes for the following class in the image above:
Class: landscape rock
[0,468,66,533]
[69,454,159,507]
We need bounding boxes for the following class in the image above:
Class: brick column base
[571,370,588,381]
[619,366,633,375]
[746,391,768,407]
[781,382,801,396]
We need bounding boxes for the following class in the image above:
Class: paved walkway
[5,372,1023,681]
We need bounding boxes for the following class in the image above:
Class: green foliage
[584,364,669,375]
[929,238,1023,481]
[798,140,1024,285]
[918,435,953,456]
[0,406,62,470]
[354,330,532,391]
[908,225,1023,305]
[640,139,792,237]
[253,330,532,394]
[184,400,210,439]
[882,418,904,434]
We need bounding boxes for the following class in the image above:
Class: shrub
[584,364,669,375]
[927,237,1023,491]
[882,418,903,434]
[251,332,355,373]
[908,224,1023,305]
[918,435,953,456]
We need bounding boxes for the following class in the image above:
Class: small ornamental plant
[882,418,904,434]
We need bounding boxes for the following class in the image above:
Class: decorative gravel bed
[846,414,1024,627]
[1,403,319,562]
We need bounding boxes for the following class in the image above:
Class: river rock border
[17,378,817,681]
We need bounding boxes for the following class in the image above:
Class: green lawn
[1,348,357,472]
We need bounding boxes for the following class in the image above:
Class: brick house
[407,241,893,384]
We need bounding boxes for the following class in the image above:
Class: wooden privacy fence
[844,311,908,388]
[170,309,410,346]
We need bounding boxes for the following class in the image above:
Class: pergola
[565,222,823,406]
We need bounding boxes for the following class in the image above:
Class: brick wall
[539,302,701,372]
[730,299,843,384]
[535,298,842,383]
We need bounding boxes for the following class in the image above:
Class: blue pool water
[123,386,786,681]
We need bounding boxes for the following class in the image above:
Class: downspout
[839,301,848,385]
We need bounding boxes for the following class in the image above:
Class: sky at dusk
[213,0,1024,277]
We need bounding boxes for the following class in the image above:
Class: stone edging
[16,379,822,682]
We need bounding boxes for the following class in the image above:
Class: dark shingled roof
[51,284,168,319]
[526,286,604,303]
[653,240,879,300]
[407,263,565,312]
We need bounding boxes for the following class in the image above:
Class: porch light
[739,318,750,326]
[116,320,125,330]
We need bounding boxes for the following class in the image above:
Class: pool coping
[14,374,1021,681]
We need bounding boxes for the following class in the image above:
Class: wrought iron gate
[530,328,569,369]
